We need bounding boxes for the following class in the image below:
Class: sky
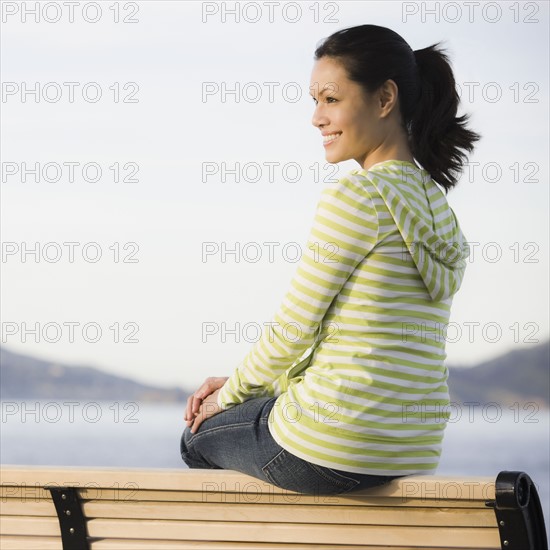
[1,0,549,392]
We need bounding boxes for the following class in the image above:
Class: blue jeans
[180,395,406,495]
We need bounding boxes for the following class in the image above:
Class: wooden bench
[0,466,547,549]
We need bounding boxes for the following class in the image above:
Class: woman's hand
[187,388,223,434]
[185,376,228,429]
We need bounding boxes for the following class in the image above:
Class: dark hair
[314,24,481,192]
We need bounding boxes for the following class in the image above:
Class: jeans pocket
[261,448,360,495]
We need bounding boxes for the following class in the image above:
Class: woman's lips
[323,133,341,147]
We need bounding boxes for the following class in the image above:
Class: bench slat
[0,516,61,537]
[1,489,490,508]
[80,500,496,527]
[0,533,497,550]
[0,500,57,517]
[89,539,485,550]
[83,518,501,548]
[0,467,496,500]
[5,494,484,523]
[0,536,62,550]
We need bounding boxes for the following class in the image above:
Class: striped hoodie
[217,159,469,475]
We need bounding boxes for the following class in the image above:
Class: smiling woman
[309,56,418,172]
[180,24,481,496]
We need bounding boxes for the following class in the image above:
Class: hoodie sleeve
[217,172,380,410]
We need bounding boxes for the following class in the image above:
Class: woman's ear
[378,79,399,118]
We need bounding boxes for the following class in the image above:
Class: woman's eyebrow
[309,87,336,98]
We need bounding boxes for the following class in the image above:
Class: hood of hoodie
[353,161,469,302]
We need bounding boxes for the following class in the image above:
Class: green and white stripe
[218,159,469,475]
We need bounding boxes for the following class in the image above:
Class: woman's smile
[323,132,342,146]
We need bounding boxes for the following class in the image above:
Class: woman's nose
[311,105,328,129]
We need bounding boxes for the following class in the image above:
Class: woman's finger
[190,378,220,415]
[183,396,191,420]
[185,394,194,422]
[190,390,221,434]
[191,392,205,416]
[185,378,228,425]
[185,393,203,424]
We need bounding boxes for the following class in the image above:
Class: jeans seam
[307,463,360,489]
[185,421,257,452]
[261,449,359,493]
[261,448,286,486]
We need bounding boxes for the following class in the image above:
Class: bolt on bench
[0,466,547,549]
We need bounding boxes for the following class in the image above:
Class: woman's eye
[312,97,336,104]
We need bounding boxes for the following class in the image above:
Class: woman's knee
[180,426,192,453]
[180,427,213,469]
[179,426,193,461]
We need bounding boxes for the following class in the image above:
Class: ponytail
[314,25,481,192]
[410,44,481,192]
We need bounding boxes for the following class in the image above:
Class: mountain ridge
[1,342,548,407]
[447,340,549,408]
[0,347,189,402]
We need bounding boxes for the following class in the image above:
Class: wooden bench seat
[0,466,547,549]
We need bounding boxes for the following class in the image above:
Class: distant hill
[1,342,548,407]
[447,340,549,408]
[0,347,189,402]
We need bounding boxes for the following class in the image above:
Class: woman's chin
[324,150,339,163]
[325,151,345,164]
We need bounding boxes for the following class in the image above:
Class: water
[1,400,548,532]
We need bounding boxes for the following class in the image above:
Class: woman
[180,24,480,495]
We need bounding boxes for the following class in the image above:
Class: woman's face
[309,56,393,169]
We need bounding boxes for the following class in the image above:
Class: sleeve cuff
[217,383,237,410]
